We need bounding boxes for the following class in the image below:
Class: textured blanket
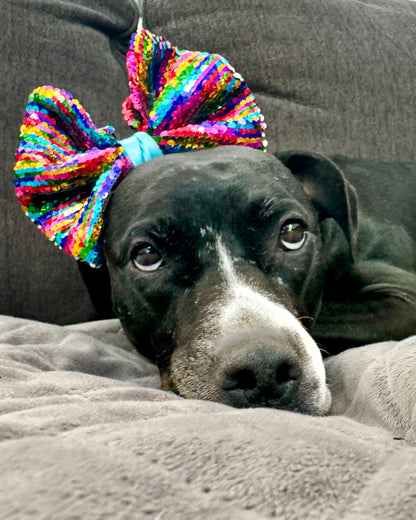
[1,315,416,520]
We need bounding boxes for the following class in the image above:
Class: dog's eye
[279,221,307,250]
[131,243,164,272]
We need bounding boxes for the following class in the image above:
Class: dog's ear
[275,150,358,258]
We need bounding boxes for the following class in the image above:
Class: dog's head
[103,146,357,414]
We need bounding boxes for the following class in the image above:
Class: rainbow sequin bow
[14,29,267,267]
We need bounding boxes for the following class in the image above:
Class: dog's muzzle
[168,315,331,415]
[166,239,331,414]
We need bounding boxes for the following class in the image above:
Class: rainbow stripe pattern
[14,29,267,268]
[123,30,266,152]
[14,86,133,266]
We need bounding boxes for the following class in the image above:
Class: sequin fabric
[14,30,267,268]
[14,86,133,267]
[123,30,267,152]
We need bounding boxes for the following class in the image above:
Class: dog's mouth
[162,293,331,415]
[163,329,331,415]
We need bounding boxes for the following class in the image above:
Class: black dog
[85,146,416,414]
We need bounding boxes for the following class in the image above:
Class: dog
[81,146,416,414]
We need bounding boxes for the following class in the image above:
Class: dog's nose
[219,343,302,409]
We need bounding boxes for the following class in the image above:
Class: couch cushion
[145,0,416,161]
[0,0,139,323]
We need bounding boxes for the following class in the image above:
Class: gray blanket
[1,315,416,519]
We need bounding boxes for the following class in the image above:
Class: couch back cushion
[145,0,416,161]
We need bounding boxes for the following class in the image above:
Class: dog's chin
[160,354,332,416]
[162,374,332,416]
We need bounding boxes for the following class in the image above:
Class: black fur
[80,146,416,410]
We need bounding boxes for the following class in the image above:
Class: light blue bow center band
[119,132,163,167]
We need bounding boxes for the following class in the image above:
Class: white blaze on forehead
[215,236,328,407]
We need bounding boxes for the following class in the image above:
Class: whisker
[318,346,330,357]
[325,376,335,387]
[298,315,314,323]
